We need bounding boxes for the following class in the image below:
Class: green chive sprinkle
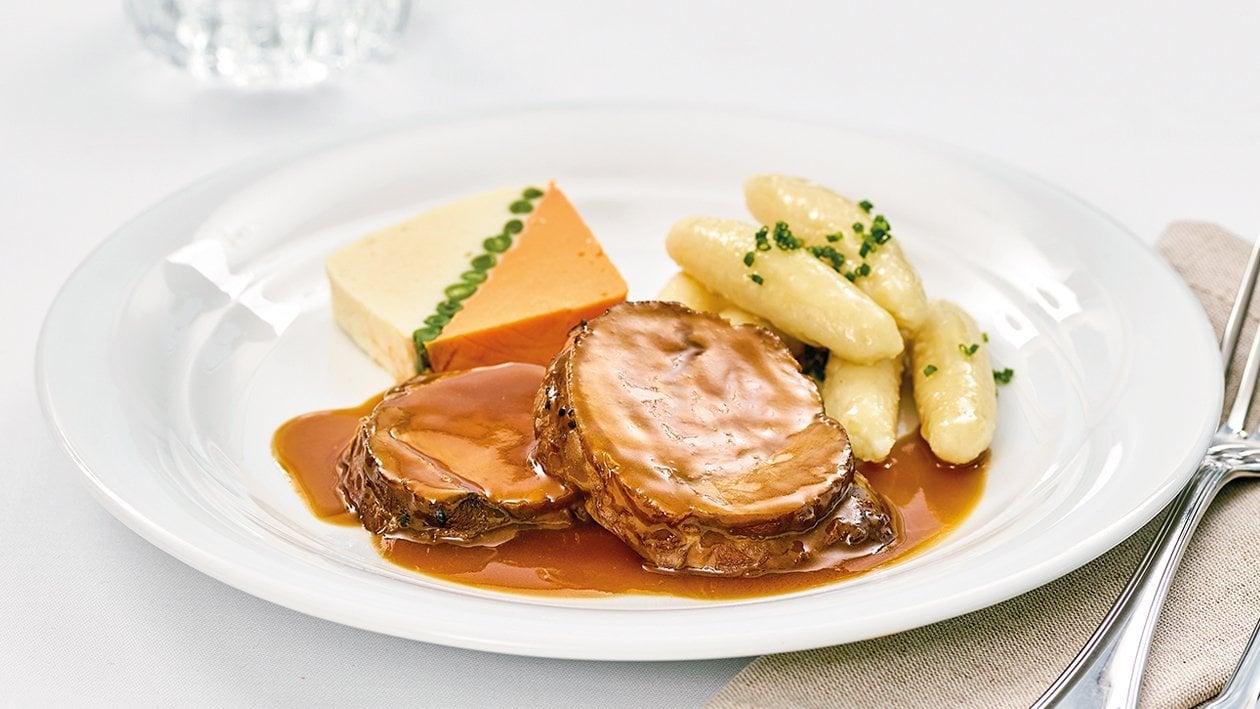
[444,282,477,301]
[844,271,857,282]
[754,226,772,251]
[808,244,845,272]
[923,364,938,377]
[749,273,764,285]
[871,216,892,244]
[743,251,756,267]
[509,200,533,214]
[826,232,843,243]
[993,367,1015,385]
[857,263,871,277]
[522,187,544,199]
[852,222,865,234]
[959,343,980,357]
[858,199,874,213]
[982,332,990,343]
[772,221,802,251]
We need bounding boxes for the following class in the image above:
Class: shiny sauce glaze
[337,364,575,544]
[274,389,986,601]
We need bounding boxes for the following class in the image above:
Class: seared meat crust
[341,363,579,545]
[532,301,894,575]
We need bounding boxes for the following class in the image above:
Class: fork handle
[1032,460,1237,709]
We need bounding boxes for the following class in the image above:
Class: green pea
[445,283,477,301]
[483,235,512,253]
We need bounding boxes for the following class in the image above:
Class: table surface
[3,1,1258,706]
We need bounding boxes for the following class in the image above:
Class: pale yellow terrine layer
[326,186,524,380]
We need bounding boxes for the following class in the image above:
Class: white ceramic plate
[38,107,1222,661]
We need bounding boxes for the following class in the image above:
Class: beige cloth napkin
[709,223,1260,709]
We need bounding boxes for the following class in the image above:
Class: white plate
[38,106,1222,661]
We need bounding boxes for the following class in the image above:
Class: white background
[2,1,1257,706]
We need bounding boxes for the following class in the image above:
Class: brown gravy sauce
[274,395,986,600]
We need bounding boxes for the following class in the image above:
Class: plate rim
[36,103,1224,660]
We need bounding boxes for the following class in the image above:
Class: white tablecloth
[3,2,1258,706]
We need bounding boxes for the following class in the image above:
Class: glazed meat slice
[532,301,895,576]
[340,362,580,545]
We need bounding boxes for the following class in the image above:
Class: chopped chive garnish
[982,332,990,343]
[808,244,845,272]
[870,215,892,244]
[857,263,871,277]
[826,232,843,243]
[858,199,874,213]
[844,271,857,282]
[754,226,772,252]
[859,240,873,258]
[959,343,980,357]
[772,221,801,251]
[993,367,1015,385]
[852,222,865,234]
[743,251,756,267]
[749,273,765,285]
[923,364,938,377]
[522,186,544,199]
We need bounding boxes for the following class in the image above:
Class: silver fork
[1034,238,1260,709]
[1200,618,1260,708]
